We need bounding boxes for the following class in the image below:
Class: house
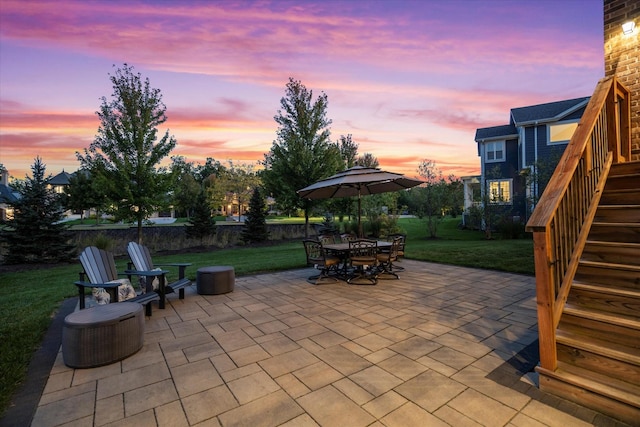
[464,96,590,227]
[47,170,73,194]
[0,167,19,221]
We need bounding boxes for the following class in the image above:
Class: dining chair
[376,236,401,279]
[303,239,341,284]
[340,233,358,243]
[318,234,336,245]
[347,239,378,285]
[386,233,406,271]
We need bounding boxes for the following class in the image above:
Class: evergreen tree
[241,187,269,244]
[1,157,75,264]
[185,189,216,243]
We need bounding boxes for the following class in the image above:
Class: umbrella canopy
[297,166,423,236]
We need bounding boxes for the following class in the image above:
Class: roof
[0,184,19,204]
[48,171,73,186]
[510,97,590,126]
[474,96,590,143]
[475,124,518,142]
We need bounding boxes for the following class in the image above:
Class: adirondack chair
[76,246,161,316]
[126,242,192,307]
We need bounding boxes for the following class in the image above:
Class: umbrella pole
[358,193,363,238]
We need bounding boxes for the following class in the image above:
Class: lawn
[0,216,534,415]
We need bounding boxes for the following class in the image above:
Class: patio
[20,260,626,426]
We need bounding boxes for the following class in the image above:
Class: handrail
[525,76,631,371]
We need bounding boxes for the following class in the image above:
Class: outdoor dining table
[323,240,392,280]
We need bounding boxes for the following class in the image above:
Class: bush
[496,217,527,239]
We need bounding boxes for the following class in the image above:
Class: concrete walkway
[26,260,629,426]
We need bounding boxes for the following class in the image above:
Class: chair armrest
[154,263,191,279]
[154,263,192,267]
[123,269,169,277]
[74,280,121,309]
[74,280,121,289]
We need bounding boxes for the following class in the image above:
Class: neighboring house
[463,96,590,227]
[47,170,73,194]
[0,168,20,221]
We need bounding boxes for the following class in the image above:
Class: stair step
[609,161,640,176]
[587,222,640,244]
[599,188,640,205]
[563,305,640,333]
[594,205,640,222]
[576,260,640,289]
[537,362,640,412]
[582,241,640,266]
[605,173,640,191]
[557,326,640,365]
[569,281,640,317]
[559,313,640,349]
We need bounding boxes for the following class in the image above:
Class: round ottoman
[62,302,144,368]
[197,266,235,295]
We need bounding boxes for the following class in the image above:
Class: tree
[76,64,176,243]
[185,189,216,244]
[417,159,449,238]
[262,78,342,236]
[169,156,200,218]
[339,134,358,169]
[1,157,75,264]
[241,187,269,244]
[64,169,109,224]
[356,152,379,168]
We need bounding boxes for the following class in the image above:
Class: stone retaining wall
[69,223,309,257]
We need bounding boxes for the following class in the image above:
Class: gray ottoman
[197,266,235,295]
[62,302,144,368]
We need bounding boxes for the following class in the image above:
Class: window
[485,141,505,162]
[487,179,512,204]
[548,121,579,144]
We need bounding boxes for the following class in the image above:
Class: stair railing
[525,76,631,371]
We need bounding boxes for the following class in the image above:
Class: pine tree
[1,157,75,264]
[185,189,216,243]
[241,187,269,244]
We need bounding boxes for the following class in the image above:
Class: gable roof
[475,124,518,142]
[510,97,590,126]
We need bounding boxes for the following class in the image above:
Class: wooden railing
[525,76,631,371]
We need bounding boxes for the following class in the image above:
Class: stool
[62,302,144,368]
[197,266,235,295]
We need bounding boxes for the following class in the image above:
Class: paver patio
[15,260,630,426]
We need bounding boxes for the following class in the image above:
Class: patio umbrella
[297,166,423,236]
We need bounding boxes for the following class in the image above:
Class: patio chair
[318,234,336,245]
[340,233,358,243]
[303,239,341,284]
[386,233,406,271]
[376,236,401,279]
[347,239,378,285]
[126,242,192,308]
[76,246,160,316]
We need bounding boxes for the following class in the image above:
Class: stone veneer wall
[604,0,640,160]
[68,223,308,257]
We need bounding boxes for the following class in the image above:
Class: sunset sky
[1,0,604,181]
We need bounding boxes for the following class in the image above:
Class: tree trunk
[137,216,143,244]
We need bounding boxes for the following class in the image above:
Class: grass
[0,216,534,415]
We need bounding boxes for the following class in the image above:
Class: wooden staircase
[536,161,640,424]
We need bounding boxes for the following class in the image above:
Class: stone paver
[25,260,629,427]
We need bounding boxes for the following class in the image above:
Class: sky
[0,0,605,181]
